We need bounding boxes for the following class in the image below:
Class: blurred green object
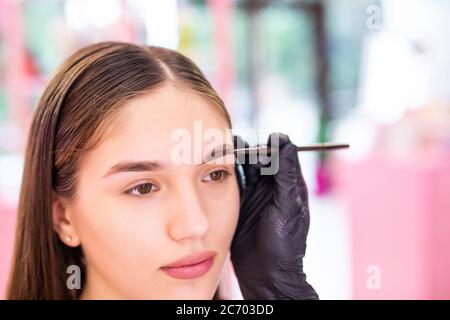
[23,0,64,74]
[258,5,315,94]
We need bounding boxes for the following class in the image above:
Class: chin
[165,285,217,300]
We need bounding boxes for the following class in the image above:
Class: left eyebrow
[101,143,235,178]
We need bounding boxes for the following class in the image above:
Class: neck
[78,264,125,300]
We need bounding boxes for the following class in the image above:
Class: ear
[52,194,81,247]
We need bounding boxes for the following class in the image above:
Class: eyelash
[124,169,231,197]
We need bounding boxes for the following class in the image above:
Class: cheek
[203,178,240,246]
[71,188,168,279]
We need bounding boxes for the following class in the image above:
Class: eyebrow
[101,143,235,178]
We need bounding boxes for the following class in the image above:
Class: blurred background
[0,0,449,299]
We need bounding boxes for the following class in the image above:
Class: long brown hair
[7,41,232,299]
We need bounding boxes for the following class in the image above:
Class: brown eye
[210,170,223,181]
[127,183,157,196]
[203,169,230,182]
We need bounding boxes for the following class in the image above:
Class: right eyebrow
[101,160,165,179]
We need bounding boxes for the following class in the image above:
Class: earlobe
[52,197,81,247]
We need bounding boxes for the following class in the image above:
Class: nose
[167,180,210,242]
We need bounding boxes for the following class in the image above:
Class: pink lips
[160,251,217,280]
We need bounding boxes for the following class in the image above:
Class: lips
[162,250,217,268]
[160,251,217,279]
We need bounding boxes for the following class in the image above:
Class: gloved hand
[231,132,319,300]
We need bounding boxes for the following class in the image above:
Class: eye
[125,183,159,196]
[202,169,231,182]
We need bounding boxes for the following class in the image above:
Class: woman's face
[61,84,240,299]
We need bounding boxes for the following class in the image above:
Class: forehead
[88,84,232,163]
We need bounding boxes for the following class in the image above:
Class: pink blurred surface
[333,149,450,299]
[0,205,16,300]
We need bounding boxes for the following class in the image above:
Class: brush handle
[205,142,349,163]
[233,142,349,155]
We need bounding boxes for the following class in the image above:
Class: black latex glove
[231,132,319,300]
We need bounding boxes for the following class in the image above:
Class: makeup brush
[233,142,349,156]
[205,142,350,162]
